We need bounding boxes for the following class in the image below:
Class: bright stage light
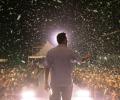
[21,90,37,100]
[76,89,90,97]
[50,31,58,46]
[73,89,93,100]
[73,97,93,100]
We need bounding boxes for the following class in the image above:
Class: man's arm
[45,68,50,84]
[72,51,91,65]
[44,68,50,90]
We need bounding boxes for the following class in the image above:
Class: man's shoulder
[65,47,74,53]
[47,47,56,54]
[67,47,73,51]
[48,46,73,53]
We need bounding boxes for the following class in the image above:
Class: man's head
[57,32,67,45]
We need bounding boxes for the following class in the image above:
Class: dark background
[0,0,120,64]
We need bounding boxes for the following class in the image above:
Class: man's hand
[81,53,91,62]
[44,82,50,91]
[85,53,91,59]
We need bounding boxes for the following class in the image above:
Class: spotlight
[76,89,90,97]
[73,89,93,100]
[21,90,37,100]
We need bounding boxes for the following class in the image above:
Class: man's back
[46,45,75,87]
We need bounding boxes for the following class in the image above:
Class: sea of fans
[73,65,120,99]
[0,63,120,100]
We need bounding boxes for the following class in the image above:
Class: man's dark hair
[57,32,67,44]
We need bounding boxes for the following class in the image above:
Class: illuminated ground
[30,84,93,100]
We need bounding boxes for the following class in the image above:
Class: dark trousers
[50,85,73,100]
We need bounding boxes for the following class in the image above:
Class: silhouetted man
[44,32,90,100]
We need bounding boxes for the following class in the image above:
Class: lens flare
[72,89,93,100]
[76,89,90,97]
[21,90,37,100]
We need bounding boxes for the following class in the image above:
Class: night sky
[0,0,120,63]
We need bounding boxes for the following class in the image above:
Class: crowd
[0,64,120,100]
[73,65,120,99]
[0,64,42,100]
